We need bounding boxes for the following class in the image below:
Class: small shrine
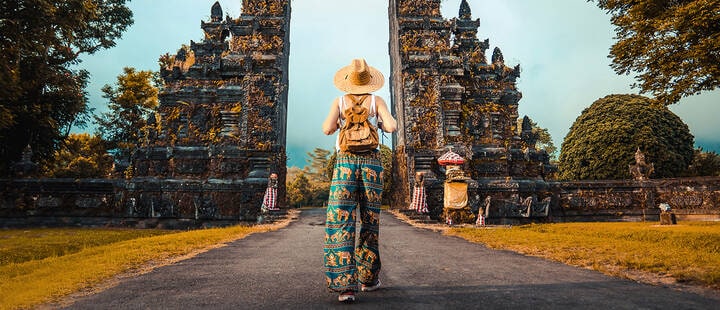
[10,145,38,178]
[438,149,475,224]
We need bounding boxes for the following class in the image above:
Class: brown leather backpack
[338,95,379,153]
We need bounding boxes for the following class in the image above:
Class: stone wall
[3,176,717,227]
[551,177,720,222]
[403,176,720,224]
[0,178,267,228]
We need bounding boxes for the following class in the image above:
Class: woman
[322,58,397,302]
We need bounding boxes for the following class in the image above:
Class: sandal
[361,279,381,292]
[338,290,356,302]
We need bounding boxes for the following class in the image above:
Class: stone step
[256,209,288,224]
[398,209,440,224]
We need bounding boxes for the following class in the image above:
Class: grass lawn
[446,221,720,290]
[0,215,294,310]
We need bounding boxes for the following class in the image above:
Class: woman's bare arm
[322,97,341,135]
[375,96,397,133]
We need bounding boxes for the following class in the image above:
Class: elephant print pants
[324,151,383,293]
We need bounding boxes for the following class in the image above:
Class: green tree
[94,67,159,153]
[305,148,331,184]
[684,148,720,177]
[591,0,720,105]
[559,94,694,180]
[302,148,332,206]
[325,151,337,182]
[0,0,133,176]
[287,172,312,207]
[42,133,114,178]
[379,144,393,205]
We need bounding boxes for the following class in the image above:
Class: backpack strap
[338,95,345,117]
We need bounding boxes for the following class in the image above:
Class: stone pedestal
[660,211,677,225]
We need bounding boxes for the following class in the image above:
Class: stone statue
[11,145,38,177]
[629,148,654,180]
[409,172,429,214]
[261,173,279,212]
[521,195,535,217]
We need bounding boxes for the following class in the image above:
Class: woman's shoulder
[372,95,388,106]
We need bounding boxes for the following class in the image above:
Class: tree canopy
[305,148,332,184]
[94,67,159,152]
[559,94,694,180]
[684,148,720,177]
[42,133,113,178]
[0,0,133,175]
[591,0,720,105]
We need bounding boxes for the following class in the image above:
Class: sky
[77,0,720,168]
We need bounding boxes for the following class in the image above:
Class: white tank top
[335,95,379,151]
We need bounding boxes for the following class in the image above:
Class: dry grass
[0,228,173,266]
[444,221,720,290]
[0,211,297,310]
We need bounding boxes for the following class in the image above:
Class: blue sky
[77,0,720,168]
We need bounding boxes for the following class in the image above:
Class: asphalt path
[64,208,719,309]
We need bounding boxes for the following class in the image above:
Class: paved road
[65,208,719,309]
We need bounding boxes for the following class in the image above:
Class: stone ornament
[629,148,654,180]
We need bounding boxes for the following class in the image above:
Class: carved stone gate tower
[389,0,554,222]
[128,0,290,221]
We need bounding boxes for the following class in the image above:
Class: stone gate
[389,0,555,222]
[2,0,719,227]
[125,0,291,222]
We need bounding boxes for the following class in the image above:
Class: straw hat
[333,58,384,94]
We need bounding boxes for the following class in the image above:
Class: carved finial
[492,47,504,64]
[20,144,33,162]
[176,47,187,62]
[211,1,223,22]
[459,0,472,19]
[521,116,532,132]
[635,148,646,165]
[521,116,537,147]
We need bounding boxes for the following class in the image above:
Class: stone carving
[629,148,654,180]
[10,145,38,178]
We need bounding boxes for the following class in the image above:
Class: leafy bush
[559,94,694,180]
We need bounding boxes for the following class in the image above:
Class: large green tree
[94,67,159,152]
[559,94,694,180]
[0,0,133,175]
[591,0,720,105]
